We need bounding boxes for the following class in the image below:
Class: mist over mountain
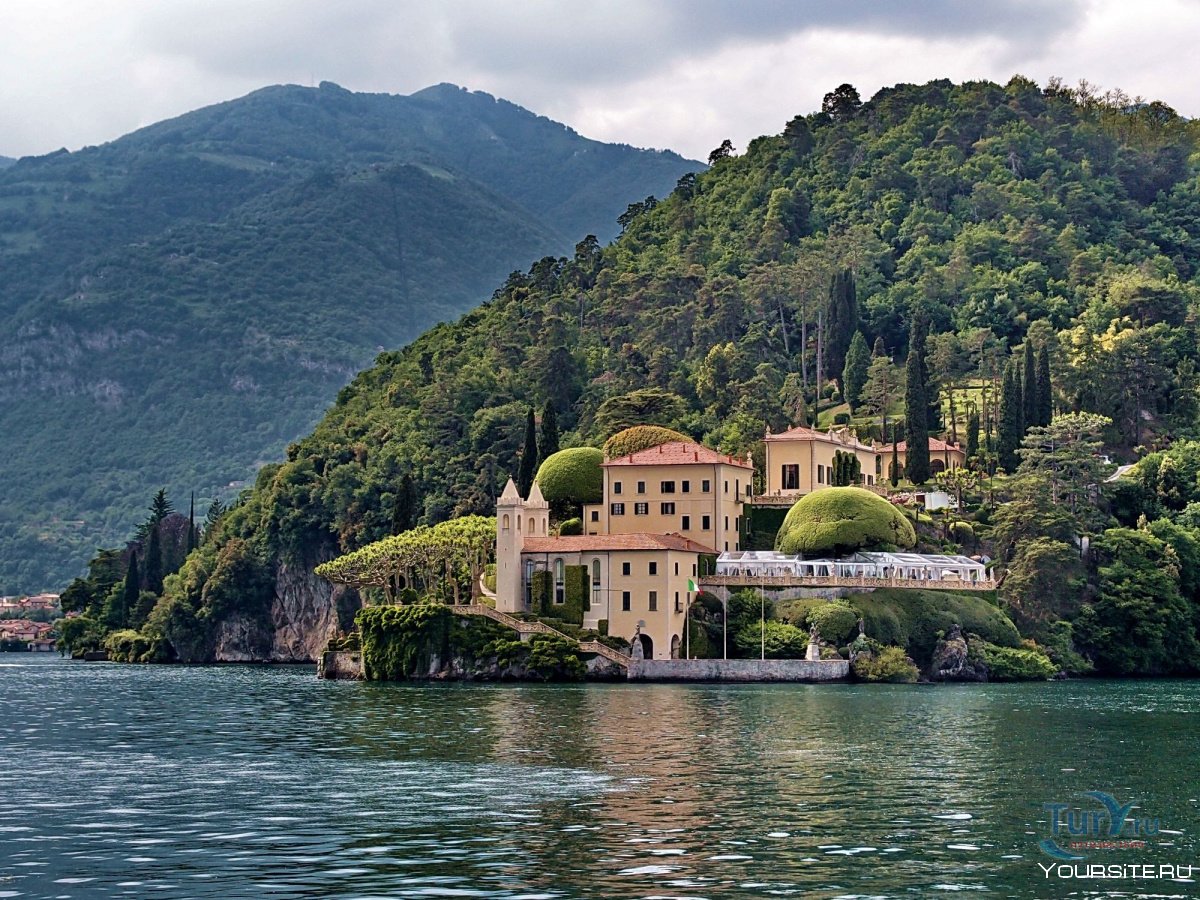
[0,81,700,592]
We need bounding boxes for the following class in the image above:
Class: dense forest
[59,77,1200,675]
[0,82,698,592]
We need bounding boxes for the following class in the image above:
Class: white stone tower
[495,479,549,613]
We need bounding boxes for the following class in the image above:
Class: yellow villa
[875,437,966,480]
[762,425,881,499]
[495,478,707,659]
[582,441,753,553]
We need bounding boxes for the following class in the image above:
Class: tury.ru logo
[1039,792,1158,860]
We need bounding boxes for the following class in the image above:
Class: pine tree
[1036,345,1053,426]
[903,317,930,485]
[1022,340,1038,430]
[965,408,980,462]
[119,552,139,630]
[842,331,870,412]
[391,473,418,534]
[143,524,164,595]
[203,499,226,537]
[516,407,538,499]
[998,361,1024,473]
[539,400,560,463]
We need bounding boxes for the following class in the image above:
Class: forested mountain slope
[61,77,1200,670]
[0,82,698,591]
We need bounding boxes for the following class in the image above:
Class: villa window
[622,562,631,576]
[610,502,625,516]
[724,480,729,493]
[661,480,676,493]
[554,559,565,604]
[702,515,710,530]
[502,514,510,530]
[674,592,682,612]
[637,481,646,493]
[649,591,658,612]
[590,510,599,522]
[682,515,690,530]
[692,563,697,576]
[735,479,740,496]
[591,559,601,609]
[674,562,679,576]
[782,464,799,490]
[702,479,711,493]
[649,561,658,575]
[613,481,622,495]
[622,591,631,611]
[635,502,649,515]
[682,480,690,493]
[817,464,825,485]
[661,502,675,515]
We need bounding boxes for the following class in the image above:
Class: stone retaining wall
[317,650,364,680]
[627,658,849,682]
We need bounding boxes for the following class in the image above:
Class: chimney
[694,451,699,461]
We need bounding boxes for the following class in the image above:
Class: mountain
[0,82,700,592]
[0,157,13,169]
[82,74,1200,665]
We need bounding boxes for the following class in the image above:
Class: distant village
[0,593,61,651]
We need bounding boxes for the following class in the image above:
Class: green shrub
[733,620,808,658]
[949,521,975,544]
[806,601,858,644]
[562,564,588,624]
[848,589,1021,666]
[558,517,583,536]
[852,646,918,682]
[535,447,604,505]
[531,569,553,617]
[602,425,690,459]
[524,634,587,681]
[775,597,823,627]
[833,412,850,425]
[103,628,151,663]
[775,487,916,555]
[975,640,1057,680]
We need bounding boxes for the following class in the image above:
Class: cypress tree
[143,524,164,595]
[890,422,901,487]
[120,552,139,630]
[825,268,858,380]
[1036,345,1053,426]
[965,408,980,462]
[904,318,930,485]
[1022,340,1038,430]
[391,473,418,534]
[842,331,870,412]
[516,407,538,499]
[539,401,560,463]
[998,361,1023,473]
[872,335,886,357]
[186,492,197,553]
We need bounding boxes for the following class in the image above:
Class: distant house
[0,619,51,643]
[875,437,966,479]
[762,425,881,499]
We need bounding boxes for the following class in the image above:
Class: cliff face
[212,548,361,663]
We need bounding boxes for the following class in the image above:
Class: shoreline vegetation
[46,76,1200,683]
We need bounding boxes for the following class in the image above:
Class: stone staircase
[450,604,631,668]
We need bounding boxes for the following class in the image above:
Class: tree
[934,466,978,511]
[776,487,916,555]
[1035,344,1053,426]
[117,552,139,630]
[1016,412,1112,531]
[831,450,861,486]
[822,83,862,122]
[842,331,870,412]
[391,473,419,535]
[997,361,1023,473]
[516,407,538,500]
[1022,340,1039,429]
[707,139,734,166]
[904,316,930,485]
[1002,537,1083,638]
[826,269,858,383]
[539,401,560,464]
[203,499,226,537]
[143,525,164,595]
[965,407,980,462]
[186,492,197,554]
[860,355,903,437]
[890,424,901,487]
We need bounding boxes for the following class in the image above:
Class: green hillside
[0,82,699,591]
[59,77,1200,674]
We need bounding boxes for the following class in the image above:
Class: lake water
[1,655,1197,898]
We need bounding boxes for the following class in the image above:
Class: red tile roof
[879,438,964,453]
[602,441,752,469]
[763,425,875,452]
[523,533,713,554]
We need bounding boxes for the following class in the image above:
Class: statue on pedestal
[806,623,821,661]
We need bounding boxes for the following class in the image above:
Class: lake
[1,654,1196,898]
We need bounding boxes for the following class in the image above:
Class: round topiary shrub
[535,447,604,505]
[558,517,583,536]
[806,601,858,644]
[775,487,916,556]
[603,425,690,459]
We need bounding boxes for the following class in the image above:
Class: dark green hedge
[563,564,588,624]
[532,570,553,617]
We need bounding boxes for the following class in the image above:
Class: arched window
[528,516,535,534]
[554,559,565,605]
[502,514,510,530]
[517,516,521,532]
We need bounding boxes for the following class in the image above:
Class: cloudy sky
[3,0,1198,161]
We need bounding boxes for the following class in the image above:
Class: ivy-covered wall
[531,569,553,616]
[563,564,588,625]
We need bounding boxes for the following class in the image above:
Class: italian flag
[687,578,697,592]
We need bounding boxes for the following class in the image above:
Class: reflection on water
[1,655,1196,898]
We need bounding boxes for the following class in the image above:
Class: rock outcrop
[929,624,988,682]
